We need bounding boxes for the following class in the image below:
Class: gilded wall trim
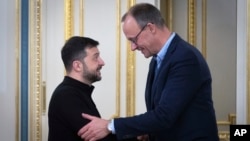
[113,0,122,118]
[79,0,84,36]
[187,0,207,57]
[165,0,173,31]
[247,0,250,124]
[29,0,42,140]
[64,0,74,40]
[126,0,136,116]
[15,0,20,141]
[187,0,196,46]
[201,0,207,58]
[217,114,236,141]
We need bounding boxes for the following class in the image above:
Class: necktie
[149,56,157,84]
[149,56,157,108]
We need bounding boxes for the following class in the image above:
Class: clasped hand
[77,113,110,141]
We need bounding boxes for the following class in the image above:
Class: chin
[144,54,151,58]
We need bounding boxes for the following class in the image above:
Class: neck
[154,27,172,52]
[66,73,92,86]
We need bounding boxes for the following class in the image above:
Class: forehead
[122,15,140,36]
[85,47,99,56]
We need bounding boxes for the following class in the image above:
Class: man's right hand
[77,113,110,141]
[137,134,149,141]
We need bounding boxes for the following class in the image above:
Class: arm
[78,45,208,140]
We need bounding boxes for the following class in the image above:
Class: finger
[77,124,89,136]
[82,113,96,120]
[137,136,142,140]
[90,138,97,141]
[82,129,94,141]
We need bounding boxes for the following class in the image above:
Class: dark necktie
[149,56,157,87]
[148,56,157,109]
[151,56,157,80]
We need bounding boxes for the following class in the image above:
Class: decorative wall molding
[64,0,74,40]
[126,0,136,117]
[217,114,236,141]
[79,0,84,36]
[29,0,42,140]
[114,0,122,118]
[15,0,20,141]
[187,0,196,46]
[201,0,207,58]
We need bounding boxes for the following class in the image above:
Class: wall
[0,0,249,141]
[0,0,17,140]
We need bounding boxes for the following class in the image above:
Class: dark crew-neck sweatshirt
[48,76,116,141]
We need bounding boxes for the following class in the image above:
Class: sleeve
[52,88,98,133]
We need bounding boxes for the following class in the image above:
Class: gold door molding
[15,0,21,141]
[126,0,136,117]
[187,0,207,58]
[64,0,74,40]
[114,0,122,118]
[187,0,197,46]
[29,0,43,140]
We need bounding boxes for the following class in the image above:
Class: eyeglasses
[129,24,148,45]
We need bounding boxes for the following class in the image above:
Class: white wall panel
[0,0,17,141]
[236,0,248,124]
[84,0,118,119]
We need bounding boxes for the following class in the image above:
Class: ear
[72,60,82,72]
[147,23,156,33]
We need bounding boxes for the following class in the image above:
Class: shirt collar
[155,32,176,64]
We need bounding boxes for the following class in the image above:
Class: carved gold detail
[201,0,207,58]
[163,0,173,31]
[79,0,84,36]
[187,0,196,46]
[64,0,74,40]
[217,114,236,141]
[126,0,136,116]
[111,0,122,118]
[218,131,230,141]
[29,0,42,141]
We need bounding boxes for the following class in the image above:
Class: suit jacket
[114,34,219,141]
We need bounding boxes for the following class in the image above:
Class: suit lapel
[148,34,181,109]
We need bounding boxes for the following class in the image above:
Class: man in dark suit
[77,3,219,141]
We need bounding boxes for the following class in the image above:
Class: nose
[99,57,105,66]
[131,42,138,51]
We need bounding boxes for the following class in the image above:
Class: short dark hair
[61,36,99,72]
[121,3,165,29]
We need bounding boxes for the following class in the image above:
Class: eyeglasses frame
[130,23,148,45]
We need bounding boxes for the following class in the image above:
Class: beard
[82,63,102,84]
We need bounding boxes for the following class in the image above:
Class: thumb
[81,113,96,120]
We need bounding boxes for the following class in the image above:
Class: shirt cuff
[108,119,116,134]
